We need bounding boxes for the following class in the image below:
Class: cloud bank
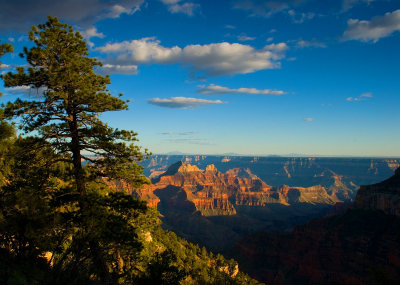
[343,9,400,42]
[0,0,145,32]
[97,38,288,76]
[197,84,286,95]
[147,97,226,109]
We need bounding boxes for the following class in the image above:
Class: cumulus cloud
[147,97,225,109]
[343,9,400,42]
[80,27,105,48]
[197,84,286,95]
[160,0,199,16]
[304,117,313,122]
[100,64,139,75]
[234,0,308,17]
[97,38,288,76]
[0,0,145,32]
[346,92,373,101]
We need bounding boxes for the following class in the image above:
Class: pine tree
[2,17,149,192]
[2,17,152,284]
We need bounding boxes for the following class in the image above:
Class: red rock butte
[111,161,342,216]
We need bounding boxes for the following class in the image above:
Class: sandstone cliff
[143,155,399,202]
[136,161,340,216]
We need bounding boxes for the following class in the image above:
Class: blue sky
[0,0,399,156]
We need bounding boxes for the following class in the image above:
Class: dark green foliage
[0,16,152,283]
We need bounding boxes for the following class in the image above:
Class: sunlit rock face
[143,155,400,202]
[132,161,340,216]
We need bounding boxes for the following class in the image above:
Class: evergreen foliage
[0,17,261,284]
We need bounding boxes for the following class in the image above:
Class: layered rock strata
[132,161,340,216]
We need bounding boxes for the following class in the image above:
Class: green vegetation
[0,17,261,284]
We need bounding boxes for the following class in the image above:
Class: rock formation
[354,167,400,216]
[133,161,340,216]
[233,167,400,284]
[143,155,399,202]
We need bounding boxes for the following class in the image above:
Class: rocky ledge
[354,167,400,216]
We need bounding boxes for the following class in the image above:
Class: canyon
[143,155,399,202]
[112,158,377,250]
[233,167,400,284]
[110,156,400,283]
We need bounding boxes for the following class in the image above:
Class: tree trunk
[69,110,85,194]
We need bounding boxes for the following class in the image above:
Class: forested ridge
[0,17,260,284]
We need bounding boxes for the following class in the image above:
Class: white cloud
[105,4,137,18]
[100,64,138,75]
[97,38,288,76]
[169,2,199,15]
[343,9,400,42]
[296,38,326,48]
[0,0,145,32]
[346,92,373,101]
[197,84,286,95]
[147,97,226,109]
[0,64,11,70]
[80,27,105,48]
[160,0,199,16]
[237,34,256,41]
[304,117,313,122]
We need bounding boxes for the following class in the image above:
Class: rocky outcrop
[354,167,400,216]
[233,168,400,285]
[145,161,273,216]
[136,161,341,216]
[106,179,160,207]
[234,210,400,285]
[143,155,399,202]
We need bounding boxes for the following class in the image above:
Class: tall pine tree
[3,16,149,192]
[2,17,152,284]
